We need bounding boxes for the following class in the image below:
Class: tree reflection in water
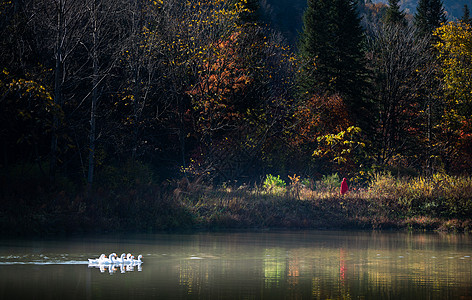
[173,232,472,299]
[0,231,471,299]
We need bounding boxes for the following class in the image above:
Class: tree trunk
[87,0,99,191]
[50,0,64,181]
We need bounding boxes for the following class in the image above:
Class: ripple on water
[0,254,89,265]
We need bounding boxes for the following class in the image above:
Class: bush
[315,173,341,192]
[263,174,286,192]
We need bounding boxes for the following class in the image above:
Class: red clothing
[340,178,348,195]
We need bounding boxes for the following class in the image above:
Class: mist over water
[0,231,471,299]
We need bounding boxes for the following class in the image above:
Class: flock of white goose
[88,253,143,265]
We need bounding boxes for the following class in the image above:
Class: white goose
[88,252,141,266]
[124,253,134,264]
[114,253,126,264]
[133,255,143,264]
[102,253,117,264]
[88,254,106,264]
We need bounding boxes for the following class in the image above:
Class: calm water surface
[0,230,471,299]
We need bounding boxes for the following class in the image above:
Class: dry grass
[2,169,472,236]
[176,173,472,232]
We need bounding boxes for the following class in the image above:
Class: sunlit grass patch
[366,172,472,219]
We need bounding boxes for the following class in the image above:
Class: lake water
[0,230,471,299]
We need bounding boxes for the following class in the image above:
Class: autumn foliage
[434,21,472,172]
[292,93,352,146]
[1,0,472,197]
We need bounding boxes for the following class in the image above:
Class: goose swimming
[102,253,117,264]
[88,254,106,264]
[88,252,141,265]
[114,253,126,264]
[124,253,134,264]
[133,255,143,264]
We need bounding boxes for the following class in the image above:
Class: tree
[82,0,124,190]
[291,93,355,175]
[414,0,446,37]
[236,0,259,23]
[461,4,471,25]
[367,23,436,168]
[0,71,62,169]
[434,21,472,171]
[33,0,90,179]
[298,0,369,124]
[313,126,365,174]
[184,1,296,181]
[412,0,446,172]
[434,22,472,116]
[383,0,406,26]
[360,1,389,28]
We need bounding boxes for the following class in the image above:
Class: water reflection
[264,248,286,287]
[174,231,472,299]
[89,263,142,274]
[0,231,471,299]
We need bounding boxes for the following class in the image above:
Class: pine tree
[414,0,446,36]
[461,4,471,25]
[298,0,369,121]
[298,0,335,95]
[383,0,406,26]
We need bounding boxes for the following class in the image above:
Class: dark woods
[1,0,471,235]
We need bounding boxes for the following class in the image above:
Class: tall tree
[461,4,471,25]
[298,0,334,95]
[383,0,406,26]
[39,0,88,180]
[298,0,369,124]
[414,0,446,37]
[434,22,472,172]
[413,0,446,172]
[367,23,435,168]
[82,0,123,190]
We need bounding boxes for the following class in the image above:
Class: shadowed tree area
[0,0,471,235]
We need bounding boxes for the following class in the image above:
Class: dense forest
[1,0,471,234]
[262,0,471,46]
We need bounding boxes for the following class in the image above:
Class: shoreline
[3,173,471,237]
[2,196,471,237]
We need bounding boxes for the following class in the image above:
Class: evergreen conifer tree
[298,0,335,95]
[383,0,406,26]
[461,4,471,25]
[414,0,446,36]
[298,0,369,122]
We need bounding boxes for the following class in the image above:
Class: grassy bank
[1,169,472,236]
[175,173,472,232]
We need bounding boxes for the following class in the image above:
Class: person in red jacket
[340,178,348,195]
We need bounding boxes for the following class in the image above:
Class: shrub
[315,173,341,192]
[301,178,311,188]
[263,174,286,191]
